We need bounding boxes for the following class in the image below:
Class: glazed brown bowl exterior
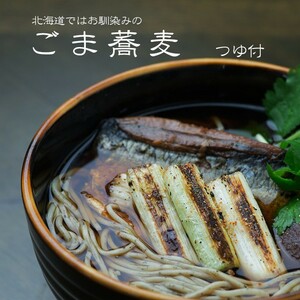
[22,58,298,300]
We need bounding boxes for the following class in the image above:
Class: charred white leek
[127,164,198,263]
[164,163,239,271]
[209,171,286,280]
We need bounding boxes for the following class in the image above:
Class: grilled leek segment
[209,172,286,280]
[127,164,198,263]
[108,163,285,277]
[164,163,239,271]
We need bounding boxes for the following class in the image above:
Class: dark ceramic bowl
[22,59,298,300]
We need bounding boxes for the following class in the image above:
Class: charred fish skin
[116,117,283,160]
[96,118,283,204]
[96,118,200,166]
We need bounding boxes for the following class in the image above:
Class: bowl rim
[22,58,297,300]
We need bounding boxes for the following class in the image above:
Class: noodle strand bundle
[46,164,297,299]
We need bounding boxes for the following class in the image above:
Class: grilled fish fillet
[96,117,284,204]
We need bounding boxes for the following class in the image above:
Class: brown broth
[49,105,299,281]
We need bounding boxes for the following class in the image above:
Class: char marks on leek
[108,162,286,278]
[209,172,286,280]
[164,163,239,271]
[126,164,198,263]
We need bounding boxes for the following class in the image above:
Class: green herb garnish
[267,138,300,191]
[263,66,300,191]
[263,66,300,235]
[273,197,300,235]
[263,66,300,137]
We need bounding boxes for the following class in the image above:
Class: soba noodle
[46,172,300,299]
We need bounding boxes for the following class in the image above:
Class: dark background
[1,1,299,299]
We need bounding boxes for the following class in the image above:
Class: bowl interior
[31,61,286,214]
[25,59,294,299]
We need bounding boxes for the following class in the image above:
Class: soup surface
[46,103,300,298]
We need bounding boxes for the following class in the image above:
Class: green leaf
[267,164,300,191]
[267,138,300,192]
[285,129,300,142]
[263,66,300,137]
[273,197,300,235]
[280,138,300,172]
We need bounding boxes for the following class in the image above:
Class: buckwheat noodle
[46,172,300,299]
